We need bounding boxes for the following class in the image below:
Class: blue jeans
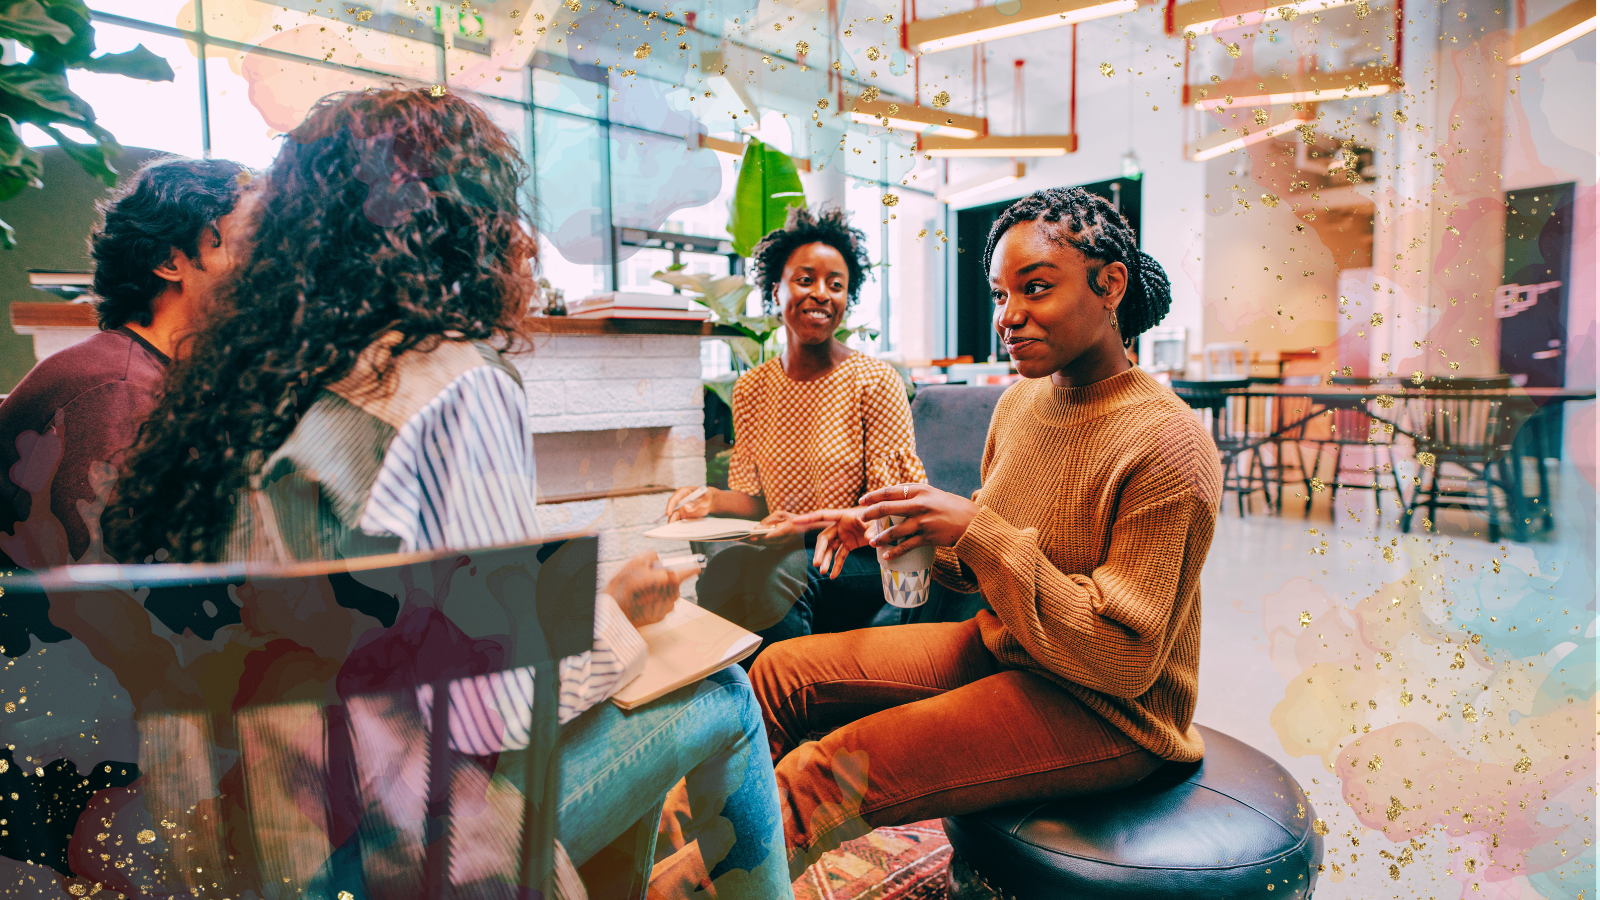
[556,665,792,899]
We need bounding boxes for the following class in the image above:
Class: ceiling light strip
[1187,117,1309,160]
[1508,0,1595,63]
[849,97,987,138]
[920,134,1079,157]
[1185,65,1401,109]
[906,0,1137,53]
[1170,0,1361,36]
[937,162,1027,203]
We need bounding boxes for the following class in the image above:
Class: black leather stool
[943,726,1323,900]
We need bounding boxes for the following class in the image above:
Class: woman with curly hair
[662,206,926,658]
[99,88,791,900]
[762,187,1222,878]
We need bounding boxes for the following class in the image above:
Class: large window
[63,3,944,350]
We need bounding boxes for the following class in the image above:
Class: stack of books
[568,292,711,321]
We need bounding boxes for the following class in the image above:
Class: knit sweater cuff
[953,506,1026,586]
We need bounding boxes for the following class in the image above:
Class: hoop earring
[1108,307,1120,333]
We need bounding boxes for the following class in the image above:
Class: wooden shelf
[11,302,95,329]
[526,316,742,337]
[539,483,676,505]
[11,302,744,338]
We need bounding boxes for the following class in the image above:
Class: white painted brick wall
[508,335,706,435]
[515,333,710,600]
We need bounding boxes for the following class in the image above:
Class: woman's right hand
[607,551,696,627]
[792,508,873,579]
[665,486,714,522]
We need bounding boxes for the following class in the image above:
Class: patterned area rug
[793,821,951,900]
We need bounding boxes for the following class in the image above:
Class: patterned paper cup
[874,516,935,608]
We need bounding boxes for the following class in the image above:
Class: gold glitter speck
[634,43,652,58]
[1513,757,1532,773]
[427,85,446,98]
[136,829,156,844]
[931,91,950,108]
[881,194,899,207]
[1099,62,1114,76]
[797,40,810,54]
[1312,819,1329,835]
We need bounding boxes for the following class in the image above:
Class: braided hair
[982,187,1172,348]
[750,206,872,314]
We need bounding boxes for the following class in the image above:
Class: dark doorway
[952,176,1142,362]
[1498,183,1574,388]
[1498,182,1575,462]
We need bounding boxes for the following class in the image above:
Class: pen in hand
[667,485,709,521]
[654,553,706,573]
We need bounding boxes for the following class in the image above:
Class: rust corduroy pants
[750,617,1165,879]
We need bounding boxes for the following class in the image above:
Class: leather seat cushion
[943,725,1322,900]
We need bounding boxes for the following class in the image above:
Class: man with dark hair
[0,156,249,569]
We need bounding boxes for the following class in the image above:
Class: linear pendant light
[849,97,988,138]
[1187,105,1314,160]
[937,161,1026,202]
[1185,64,1400,110]
[905,0,1136,53]
[1509,0,1595,64]
[921,133,1079,156]
[922,42,1077,157]
[1169,0,1360,36]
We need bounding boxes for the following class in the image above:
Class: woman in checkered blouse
[663,207,927,660]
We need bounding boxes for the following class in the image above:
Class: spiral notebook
[611,600,762,709]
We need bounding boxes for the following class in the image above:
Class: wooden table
[1182,381,1596,539]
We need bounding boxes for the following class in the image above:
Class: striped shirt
[354,359,648,753]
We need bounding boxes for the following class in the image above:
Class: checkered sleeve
[862,361,927,495]
[726,368,764,497]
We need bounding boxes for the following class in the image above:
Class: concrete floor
[1192,447,1595,900]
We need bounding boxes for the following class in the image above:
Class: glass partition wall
[53,1,941,366]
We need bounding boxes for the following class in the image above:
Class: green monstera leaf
[727,139,806,258]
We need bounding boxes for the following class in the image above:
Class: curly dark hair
[750,206,872,314]
[983,187,1172,348]
[104,88,536,564]
[89,156,247,330]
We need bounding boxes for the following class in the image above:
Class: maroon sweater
[0,327,168,569]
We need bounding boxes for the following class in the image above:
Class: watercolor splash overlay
[1267,508,1596,897]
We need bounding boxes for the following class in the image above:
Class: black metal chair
[1401,375,1520,541]
[1247,375,1321,514]
[1172,379,1273,515]
[1310,375,1410,520]
[1,538,596,898]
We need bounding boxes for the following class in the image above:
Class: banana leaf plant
[651,267,781,368]
[726,138,806,258]
[0,0,176,248]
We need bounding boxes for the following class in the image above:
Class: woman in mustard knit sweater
[761,187,1224,877]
